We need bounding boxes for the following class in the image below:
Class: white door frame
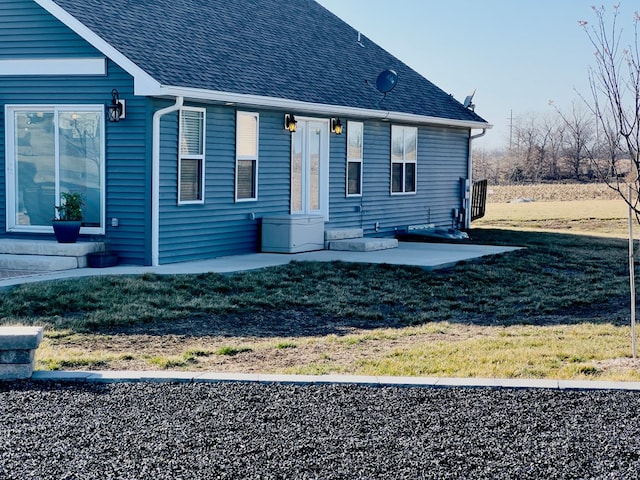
[290,117,329,220]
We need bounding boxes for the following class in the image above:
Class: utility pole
[508,109,513,150]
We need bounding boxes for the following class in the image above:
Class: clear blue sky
[315,0,638,150]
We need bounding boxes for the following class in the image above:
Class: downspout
[465,128,487,229]
[151,96,184,266]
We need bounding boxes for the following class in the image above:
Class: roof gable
[42,0,487,125]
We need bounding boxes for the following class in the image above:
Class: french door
[290,118,329,218]
[6,106,105,233]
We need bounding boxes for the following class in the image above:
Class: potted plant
[52,192,84,243]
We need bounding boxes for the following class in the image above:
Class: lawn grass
[1,225,638,380]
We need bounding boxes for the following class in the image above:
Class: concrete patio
[0,241,521,288]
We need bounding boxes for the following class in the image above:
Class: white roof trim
[33,0,161,94]
[0,57,105,76]
[157,86,492,130]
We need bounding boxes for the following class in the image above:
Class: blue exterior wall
[0,0,151,264]
[157,104,470,263]
[158,106,292,263]
[327,121,470,235]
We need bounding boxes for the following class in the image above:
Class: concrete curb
[28,370,640,391]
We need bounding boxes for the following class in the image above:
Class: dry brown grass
[487,183,621,203]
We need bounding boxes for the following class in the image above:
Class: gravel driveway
[2,381,640,479]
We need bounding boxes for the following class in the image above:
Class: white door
[290,119,329,219]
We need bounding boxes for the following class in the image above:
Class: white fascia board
[157,85,492,130]
[33,0,161,95]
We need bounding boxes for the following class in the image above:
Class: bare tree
[559,102,595,180]
[577,5,640,212]
[511,114,546,182]
[544,116,566,180]
[577,4,640,358]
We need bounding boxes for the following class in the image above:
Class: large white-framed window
[5,105,105,234]
[391,125,417,194]
[346,121,363,197]
[235,111,259,201]
[178,107,206,204]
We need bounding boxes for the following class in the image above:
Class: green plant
[55,192,84,221]
[215,346,253,356]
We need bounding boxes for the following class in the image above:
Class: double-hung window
[235,111,259,201]
[178,107,205,204]
[346,121,363,196]
[391,125,417,194]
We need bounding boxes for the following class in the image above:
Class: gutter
[465,128,488,228]
[151,96,184,266]
[154,86,492,131]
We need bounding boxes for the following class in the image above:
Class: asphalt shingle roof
[50,0,487,123]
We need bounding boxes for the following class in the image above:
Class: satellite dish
[463,88,476,111]
[376,69,398,94]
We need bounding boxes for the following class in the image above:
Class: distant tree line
[472,102,630,186]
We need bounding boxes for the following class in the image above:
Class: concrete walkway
[0,241,521,289]
[29,370,640,391]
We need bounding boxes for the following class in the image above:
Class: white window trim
[178,106,206,205]
[390,125,418,196]
[346,121,363,197]
[5,104,106,234]
[235,111,259,202]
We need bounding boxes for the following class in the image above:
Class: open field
[474,199,629,237]
[485,183,622,203]
[2,197,640,380]
[476,183,631,238]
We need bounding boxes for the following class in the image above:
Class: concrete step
[0,240,105,271]
[0,254,80,271]
[325,229,363,241]
[0,239,103,256]
[328,237,398,252]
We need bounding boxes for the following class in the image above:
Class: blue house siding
[158,107,292,264]
[325,121,470,236]
[0,0,151,264]
[157,104,471,263]
[0,0,99,58]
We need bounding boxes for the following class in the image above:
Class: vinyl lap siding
[326,121,470,235]
[0,0,99,58]
[158,107,291,264]
[0,0,150,264]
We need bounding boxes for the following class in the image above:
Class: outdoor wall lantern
[107,89,125,122]
[284,113,297,133]
[330,117,343,135]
